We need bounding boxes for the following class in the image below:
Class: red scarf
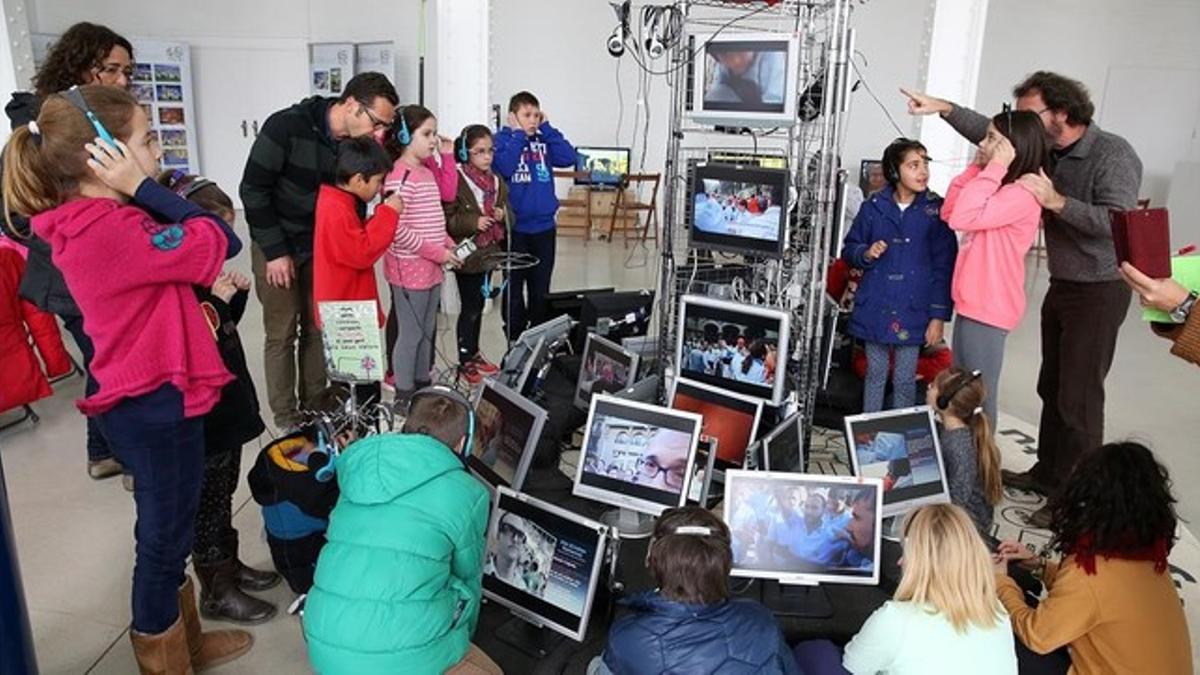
[462,163,497,217]
[1070,532,1171,575]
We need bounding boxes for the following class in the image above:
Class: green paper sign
[319,301,383,382]
[1142,256,1200,322]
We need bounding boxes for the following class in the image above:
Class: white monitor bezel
[668,376,764,469]
[482,487,609,642]
[689,30,801,128]
[844,405,952,518]
[724,470,883,586]
[572,395,703,517]
[674,293,792,405]
[468,379,548,493]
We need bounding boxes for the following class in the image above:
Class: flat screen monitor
[688,162,789,258]
[469,380,547,491]
[613,375,660,404]
[844,406,951,518]
[686,437,721,509]
[579,290,655,350]
[497,314,572,391]
[482,487,608,642]
[675,294,791,404]
[575,147,630,187]
[575,334,640,410]
[725,471,882,586]
[690,31,800,127]
[761,412,804,473]
[859,159,885,197]
[621,335,658,377]
[546,287,616,323]
[573,395,702,516]
[706,150,788,170]
[668,377,763,469]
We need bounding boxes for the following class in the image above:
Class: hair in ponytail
[932,367,1003,506]
[3,85,138,220]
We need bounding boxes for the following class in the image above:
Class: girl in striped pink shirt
[383,105,461,400]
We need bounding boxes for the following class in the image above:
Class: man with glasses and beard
[240,72,398,431]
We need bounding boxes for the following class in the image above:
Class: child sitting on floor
[928,367,1003,534]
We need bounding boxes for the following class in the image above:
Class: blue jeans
[98,385,205,634]
[61,315,112,462]
[504,229,556,338]
[863,342,920,412]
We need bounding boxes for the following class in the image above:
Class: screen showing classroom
[725,471,882,586]
[575,147,630,187]
[689,162,788,257]
[844,406,950,518]
[482,488,607,641]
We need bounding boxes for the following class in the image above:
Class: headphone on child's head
[166,169,216,199]
[881,137,928,186]
[936,369,982,410]
[456,134,469,163]
[401,385,476,460]
[63,85,119,149]
[395,107,411,146]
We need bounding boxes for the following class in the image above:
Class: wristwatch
[1170,290,1199,324]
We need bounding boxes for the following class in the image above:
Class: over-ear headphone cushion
[457,136,468,163]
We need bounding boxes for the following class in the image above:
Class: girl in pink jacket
[943,109,1051,427]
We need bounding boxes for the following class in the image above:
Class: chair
[553,170,593,241]
[607,173,661,248]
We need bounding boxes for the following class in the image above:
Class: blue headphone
[64,86,119,150]
[395,108,411,146]
[481,273,507,300]
[456,134,469,163]
[402,385,476,459]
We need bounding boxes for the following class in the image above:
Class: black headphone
[936,369,982,410]
[401,385,476,460]
[166,169,216,199]
[881,137,927,186]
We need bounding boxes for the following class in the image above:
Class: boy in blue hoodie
[494,90,577,338]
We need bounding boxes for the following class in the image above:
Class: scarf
[1070,532,1171,575]
[462,163,497,217]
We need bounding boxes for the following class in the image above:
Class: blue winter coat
[840,186,957,345]
[599,592,802,675]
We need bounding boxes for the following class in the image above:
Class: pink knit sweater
[31,198,232,417]
[943,161,1042,331]
[383,153,457,290]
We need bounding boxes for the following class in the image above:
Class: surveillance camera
[607,31,626,58]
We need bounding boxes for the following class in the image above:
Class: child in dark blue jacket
[493,90,576,337]
[590,506,800,675]
[841,138,957,412]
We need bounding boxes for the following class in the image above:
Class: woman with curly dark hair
[993,442,1191,675]
[3,22,133,481]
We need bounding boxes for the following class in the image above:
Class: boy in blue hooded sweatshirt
[494,90,577,337]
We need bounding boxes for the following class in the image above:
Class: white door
[192,45,308,209]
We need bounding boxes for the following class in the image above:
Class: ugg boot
[178,575,254,671]
[130,616,193,675]
[195,560,277,625]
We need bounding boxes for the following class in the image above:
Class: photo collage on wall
[132,59,189,169]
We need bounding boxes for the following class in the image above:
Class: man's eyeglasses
[639,455,686,490]
[359,102,389,130]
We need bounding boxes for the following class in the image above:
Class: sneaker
[472,354,500,376]
[458,363,484,386]
[87,457,124,480]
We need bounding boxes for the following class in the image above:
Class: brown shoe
[130,616,193,675]
[1025,504,1053,530]
[1001,469,1052,496]
[178,575,254,671]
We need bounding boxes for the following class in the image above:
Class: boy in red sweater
[314,137,402,412]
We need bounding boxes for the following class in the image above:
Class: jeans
[952,316,1009,428]
[504,229,556,338]
[251,245,326,429]
[863,342,919,412]
[60,315,112,462]
[98,385,205,634]
[1033,280,1130,488]
[455,271,486,362]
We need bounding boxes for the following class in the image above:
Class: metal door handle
[252,120,259,137]
[241,120,248,137]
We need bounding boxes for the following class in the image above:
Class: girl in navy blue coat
[841,139,957,412]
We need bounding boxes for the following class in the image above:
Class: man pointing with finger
[903,72,1142,528]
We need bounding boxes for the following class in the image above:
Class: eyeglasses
[94,61,134,80]
[470,148,495,156]
[639,455,686,490]
[359,103,389,130]
[499,521,527,545]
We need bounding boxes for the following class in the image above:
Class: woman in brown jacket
[444,124,511,384]
[1120,261,1199,366]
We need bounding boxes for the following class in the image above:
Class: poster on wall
[355,41,396,83]
[31,34,202,176]
[309,43,356,97]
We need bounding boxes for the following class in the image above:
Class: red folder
[1111,207,1171,278]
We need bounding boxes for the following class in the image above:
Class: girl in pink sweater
[3,85,251,667]
[382,105,461,400]
[943,109,1051,427]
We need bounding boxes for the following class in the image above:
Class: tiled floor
[0,233,1193,674]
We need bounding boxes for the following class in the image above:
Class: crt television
[688,161,789,258]
[690,31,801,128]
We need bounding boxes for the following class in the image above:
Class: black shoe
[195,559,278,625]
[1001,469,1052,496]
[1025,504,1053,530]
[234,559,282,593]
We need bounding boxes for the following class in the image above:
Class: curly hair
[1048,441,1177,571]
[33,22,133,97]
[1012,71,1094,126]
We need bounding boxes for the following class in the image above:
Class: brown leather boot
[130,616,193,675]
[195,559,277,625]
[178,575,254,671]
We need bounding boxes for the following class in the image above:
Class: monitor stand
[759,579,834,619]
[600,507,655,539]
[495,614,566,659]
[881,515,904,542]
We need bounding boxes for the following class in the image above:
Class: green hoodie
[303,433,490,674]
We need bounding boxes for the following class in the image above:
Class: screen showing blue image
[703,40,789,113]
[688,162,787,257]
[575,147,630,186]
[846,407,947,511]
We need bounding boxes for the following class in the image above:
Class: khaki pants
[445,644,503,675]
[251,244,326,428]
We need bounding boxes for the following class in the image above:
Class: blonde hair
[894,504,1004,632]
[932,367,1002,505]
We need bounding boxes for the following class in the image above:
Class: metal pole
[0,451,38,674]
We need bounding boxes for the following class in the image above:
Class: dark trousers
[385,288,397,377]
[192,448,241,566]
[98,385,205,634]
[456,271,486,362]
[504,229,556,338]
[1033,280,1130,488]
[61,315,112,462]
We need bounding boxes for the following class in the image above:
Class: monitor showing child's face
[714,51,754,75]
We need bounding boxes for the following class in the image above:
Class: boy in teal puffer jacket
[303,390,499,674]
